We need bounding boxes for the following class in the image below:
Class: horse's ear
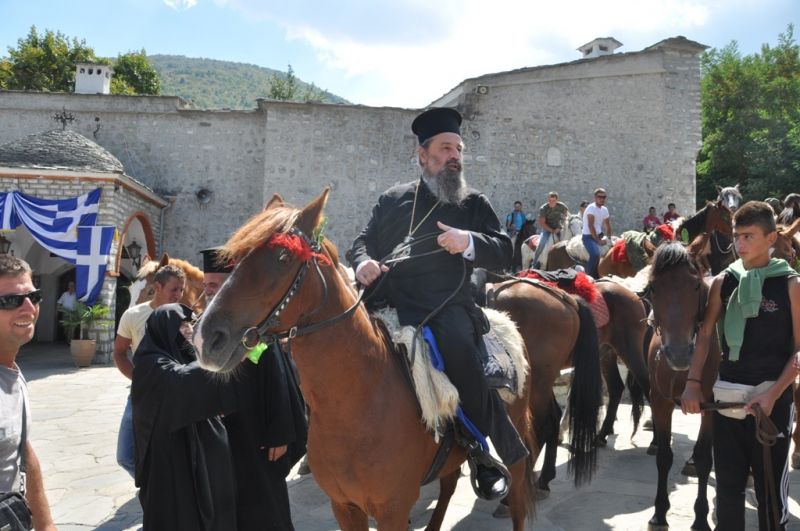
[296,188,330,236]
[265,193,284,211]
[715,185,722,193]
[158,253,170,268]
[141,253,151,264]
[734,183,741,191]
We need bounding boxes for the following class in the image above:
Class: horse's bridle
[240,227,360,349]
[642,271,706,401]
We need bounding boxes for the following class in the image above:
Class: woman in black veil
[131,303,237,531]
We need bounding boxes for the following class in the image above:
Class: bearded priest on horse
[349,107,528,501]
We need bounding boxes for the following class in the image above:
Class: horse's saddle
[564,234,613,262]
[372,307,528,437]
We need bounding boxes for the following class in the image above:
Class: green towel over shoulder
[723,258,796,361]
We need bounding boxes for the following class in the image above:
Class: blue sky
[0,0,797,108]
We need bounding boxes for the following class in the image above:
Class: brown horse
[526,278,650,498]
[481,277,604,492]
[194,190,543,530]
[642,242,720,530]
[676,200,735,275]
[128,253,206,311]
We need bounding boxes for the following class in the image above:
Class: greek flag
[0,188,114,304]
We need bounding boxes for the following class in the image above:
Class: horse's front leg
[331,501,369,531]
[648,398,674,530]
[425,470,459,531]
[690,411,713,530]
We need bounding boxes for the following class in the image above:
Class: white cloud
[164,0,198,10]
[214,0,722,107]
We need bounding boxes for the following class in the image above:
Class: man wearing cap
[200,247,308,530]
[349,107,526,500]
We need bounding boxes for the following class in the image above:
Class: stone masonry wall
[0,40,703,258]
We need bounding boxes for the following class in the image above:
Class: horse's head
[566,214,583,239]
[716,184,742,212]
[195,189,332,373]
[706,200,734,237]
[127,253,170,308]
[643,242,706,371]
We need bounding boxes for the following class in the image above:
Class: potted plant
[59,302,110,367]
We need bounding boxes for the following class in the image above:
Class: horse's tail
[521,406,539,519]
[626,369,644,436]
[567,298,602,487]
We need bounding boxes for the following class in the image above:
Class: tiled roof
[0,129,125,174]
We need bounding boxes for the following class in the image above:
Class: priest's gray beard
[424,164,467,205]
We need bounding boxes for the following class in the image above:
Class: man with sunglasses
[581,188,612,278]
[0,255,56,530]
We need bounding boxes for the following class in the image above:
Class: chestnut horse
[128,253,206,311]
[642,242,720,530]
[676,200,735,275]
[194,190,546,530]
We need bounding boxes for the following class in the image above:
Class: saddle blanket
[518,268,610,328]
[372,307,528,436]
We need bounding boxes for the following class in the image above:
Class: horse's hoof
[680,459,697,477]
[534,488,551,501]
[690,522,711,531]
[643,419,654,431]
[648,516,668,530]
[647,443,658,456]
[492,503,511,519]
[792,452,800,470]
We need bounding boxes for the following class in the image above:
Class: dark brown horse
[676,200,735,275]
[194,190,542,530]
[642,242,720,530]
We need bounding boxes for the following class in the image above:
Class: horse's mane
[651,241,695,277]
[679,203,710,237]
[221,204,300,263]
[169,257,204,284]
[135,260,160,280]
[135,257,203,283]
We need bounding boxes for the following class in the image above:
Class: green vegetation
[148,55,347,108]
[1,26,161,96]
[697,24,800,204]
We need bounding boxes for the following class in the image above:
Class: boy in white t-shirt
[113,265,186,477]
[581,188,612,278]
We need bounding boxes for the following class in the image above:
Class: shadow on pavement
[95,495,142,530]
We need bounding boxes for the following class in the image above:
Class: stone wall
[0,37,704,259]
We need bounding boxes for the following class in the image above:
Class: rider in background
[581,188,612,278]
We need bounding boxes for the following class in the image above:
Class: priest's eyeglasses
[0,290,43,310]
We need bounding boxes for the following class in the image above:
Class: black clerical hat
[411,107,462,144]
[199,247,232,273]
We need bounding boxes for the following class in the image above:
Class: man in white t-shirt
[581,188,613,278]
[0,256,56,530]
[113,265,185,477]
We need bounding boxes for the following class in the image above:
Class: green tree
[112,50,161,95]
[267,63,299,100]
[4,26,97,92]
[697,25,800,204]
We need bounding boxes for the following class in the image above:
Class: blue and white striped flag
[0,189,101,261]
[0,188,113,304]
[76,226,115,304]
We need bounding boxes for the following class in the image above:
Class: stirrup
[465,442,511,500]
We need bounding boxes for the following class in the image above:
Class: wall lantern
[125,239,142,269]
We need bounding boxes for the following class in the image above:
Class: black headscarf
[134,303,195,364]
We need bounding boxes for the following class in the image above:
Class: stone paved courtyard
[17,342,800,530]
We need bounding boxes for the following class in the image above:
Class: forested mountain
[148,54,349,109]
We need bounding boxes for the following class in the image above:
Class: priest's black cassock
[132,304,237,531]
[223,344,307,531]
[349,178,527,466]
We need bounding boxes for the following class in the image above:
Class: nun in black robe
[132,303,237,531]
[223,343,307,531]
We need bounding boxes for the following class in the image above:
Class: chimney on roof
[74,63,114,95]
[577,37,623,59]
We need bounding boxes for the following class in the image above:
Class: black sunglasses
[596,195,607,199]
[0,290,43,310]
